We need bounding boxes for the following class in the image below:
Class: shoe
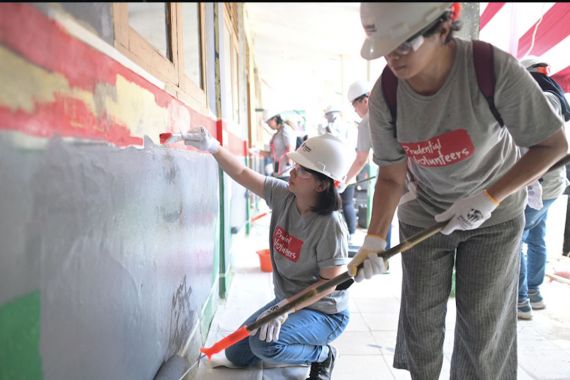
[306,345,337,380]
[528,289,545,310]
[517,299,532,320]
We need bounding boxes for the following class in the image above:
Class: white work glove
[527,180,544,210]
[347,235,389,282]
[251,300,290,343]
[434,190,499,235]
[183,127,220,154]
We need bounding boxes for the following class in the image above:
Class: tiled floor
[195,195,570,379]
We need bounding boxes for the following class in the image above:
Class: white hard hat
[324,104,341,115]
[520,55,548,70]
[347,80,371,103]
[263,109,281,122]
[287,133,353,181]
[360,3,452,60]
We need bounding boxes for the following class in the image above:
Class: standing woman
[264,109,296,179]
[347,3,567,379]
[184,129,352,380]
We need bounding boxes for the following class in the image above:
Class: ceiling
[244,3,386,128]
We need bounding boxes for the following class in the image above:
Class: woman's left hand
[251,301,290,343]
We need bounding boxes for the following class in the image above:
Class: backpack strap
[472,40,504,127]
[380,40,505,134]
[381,64,398,137]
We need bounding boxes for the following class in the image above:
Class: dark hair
[303,167,341,215]
[422,10,462,44]
[273,115,284,126]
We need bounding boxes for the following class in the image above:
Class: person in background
[564,163,570,257]
[345,80,392,247]
[517,56,570,320]
[347,3,567,379]
[264,109,296,179]
[183,129,352,380]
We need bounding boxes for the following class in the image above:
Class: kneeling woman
[184,129,352,379]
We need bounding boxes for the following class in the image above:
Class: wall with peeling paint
[0,3,249,379]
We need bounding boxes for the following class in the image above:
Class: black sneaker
[306,345,337,380]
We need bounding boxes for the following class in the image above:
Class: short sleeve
[263,176,290,210]
[315,214,349,268]
[368,77,408,167]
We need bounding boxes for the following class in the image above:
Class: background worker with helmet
[183,127,353,379]
[516,56,570,320]
[344,80,392,247]
[264,109,296,179]
[347,3,567,379]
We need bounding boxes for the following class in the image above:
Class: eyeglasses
[390,15,445,56]
[293,164,314,179]
[392,34,425,56]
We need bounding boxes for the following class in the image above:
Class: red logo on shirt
[273,226,303,262]
[400,129,474,167]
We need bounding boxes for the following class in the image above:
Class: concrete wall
[0,3,249,379]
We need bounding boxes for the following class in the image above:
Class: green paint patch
[0,291,42,380]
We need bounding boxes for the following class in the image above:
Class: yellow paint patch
[0,47,96,115]
[104,75,168,139]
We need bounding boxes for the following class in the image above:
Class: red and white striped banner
[479,2,570,92]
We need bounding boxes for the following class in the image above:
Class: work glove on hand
[527,180,544,210]
[251,300,290,343]
[183,127,220,154]
[347,235,388,282]
[434,190,499,235]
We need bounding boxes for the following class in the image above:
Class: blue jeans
[341,184,356,234]
[518,198,556,302]
[225,299,350,367]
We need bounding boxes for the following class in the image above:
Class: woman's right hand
[347,235,389,282]
[183,127,220,154]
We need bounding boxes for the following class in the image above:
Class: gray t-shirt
[357,113,372,153]
[540,93,569,200]
[264,177,349,314]
[369,38,564,228]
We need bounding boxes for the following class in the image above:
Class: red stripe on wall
[479,3,506,31]
[517,3,570,58]
[551,65,570,93]
[0,98,143,146]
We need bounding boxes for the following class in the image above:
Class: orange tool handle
[199,326,250,360]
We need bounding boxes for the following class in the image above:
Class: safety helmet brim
[360,3,452,60]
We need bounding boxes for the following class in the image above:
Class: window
[223,7,240,125]
[113,3,206,110]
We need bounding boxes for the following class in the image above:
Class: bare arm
[367,160,408,239]
[212,146,266,198]
[345,150,370,184]
[488,128,568,201]
[286,265,346,311]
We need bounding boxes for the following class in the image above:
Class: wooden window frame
[223,8,240,124]
[113,3,207,111]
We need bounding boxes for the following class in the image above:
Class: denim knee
[249,337,285,363]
